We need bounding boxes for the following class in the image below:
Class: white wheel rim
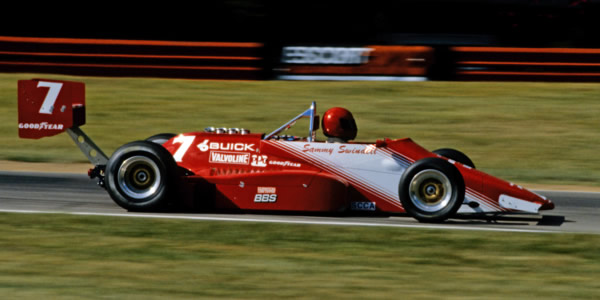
[408,169,453,212]
[117,156,161,200]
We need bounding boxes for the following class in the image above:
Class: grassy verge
[0,213,598,299]
[1,74,600,186]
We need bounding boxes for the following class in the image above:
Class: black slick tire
[399,157,465,223]
[105,140,177,211]
[433,148,475,168]
[145,133,176,145]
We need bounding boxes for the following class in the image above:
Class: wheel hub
[117,156,161,200]
[132,168,151,187]
[421,180,444,203]
[409,169,452,212]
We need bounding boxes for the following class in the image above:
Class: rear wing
[18,79,85,138]
[18,79,108,165]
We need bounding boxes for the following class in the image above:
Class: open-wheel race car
[17,79,554,222]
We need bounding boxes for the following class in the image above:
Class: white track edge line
[0,208,556,234]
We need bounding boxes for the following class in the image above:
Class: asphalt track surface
[1,170,599,234]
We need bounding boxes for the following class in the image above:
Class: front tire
[105,141,177,211]
[145,133,176,145]
[399,157,465,223]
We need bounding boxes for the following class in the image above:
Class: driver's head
[322,107,357,141]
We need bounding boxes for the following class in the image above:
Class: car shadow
[448,214,568,227]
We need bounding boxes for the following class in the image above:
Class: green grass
[0,213,598,299]
[2,73,600,186]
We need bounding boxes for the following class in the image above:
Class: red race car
[18,79,554,222]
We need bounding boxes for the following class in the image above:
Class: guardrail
[452,47,600,82]
[0,36,264,80]
[3,36,600,82]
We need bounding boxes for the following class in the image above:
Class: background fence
[2,1,600,81]
[4,35,600,82]
[2,1,600,82]
[0,36,265,80]
[452,47,600,82]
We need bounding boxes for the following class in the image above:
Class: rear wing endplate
[18,79,108,165]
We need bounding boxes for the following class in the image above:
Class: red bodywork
[160,132,553,215]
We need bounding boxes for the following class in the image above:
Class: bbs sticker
[254,186,277,203]
[254,194,277,203]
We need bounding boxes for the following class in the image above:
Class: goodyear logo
[18,122,64,130]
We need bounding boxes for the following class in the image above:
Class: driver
[321,107,357,143]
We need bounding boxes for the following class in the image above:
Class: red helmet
[322,107,357,141]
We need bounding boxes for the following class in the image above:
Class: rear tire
[433,148,475,168]
[399,157,465,223]
[105,141,177,211]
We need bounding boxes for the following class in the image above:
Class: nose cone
[537,195,555,211]
[519,188,555,212]
[485,173,556,213]
[523,187,554,211]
